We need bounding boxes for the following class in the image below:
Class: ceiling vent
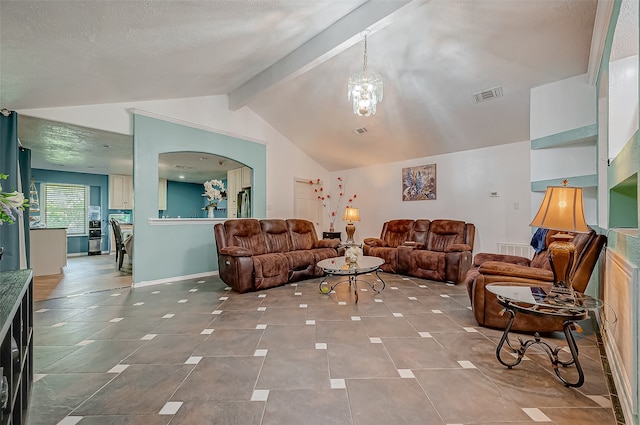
[354,127,368,135]
[472,85,503,103]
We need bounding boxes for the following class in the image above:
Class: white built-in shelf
[531,124,597,150]
[530,174,598,192]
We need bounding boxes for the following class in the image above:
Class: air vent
[354,127,368,135]
[472,85,503,103]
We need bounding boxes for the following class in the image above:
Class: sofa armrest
[364,237,388,247]
[473,253,531,267]
[444,243,471,253]
[220,246,253,256]
[315,239,340,249]
[477,261,553,281]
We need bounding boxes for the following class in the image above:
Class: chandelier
[348,31,383,117]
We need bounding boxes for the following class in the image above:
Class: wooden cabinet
[158,178,167,211]
[0,270,33,425]
[108,175,133,210]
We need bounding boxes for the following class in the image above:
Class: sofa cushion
[285,250,315,282]
[287,219,318,250]
[253,253,290,290]
[412,219,431,246]
[383,219,415,247]
[311,247,341,276]
[367,246,399,273]
[426,220,466,252]
[261,219,291,253]
[409,250,446,280]
[223,219,267,256]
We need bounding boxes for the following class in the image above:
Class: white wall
[530,73,597,139]
[327,141,532,254]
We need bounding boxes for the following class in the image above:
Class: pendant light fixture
[348,30,383,117]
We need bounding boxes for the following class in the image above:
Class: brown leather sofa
[214,218,340,293]
[363,219,475,284]
[465,228,606,332]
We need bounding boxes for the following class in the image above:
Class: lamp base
[345,223,356,244]
[547,233,576,305]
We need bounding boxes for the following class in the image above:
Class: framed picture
[402,164,436,201]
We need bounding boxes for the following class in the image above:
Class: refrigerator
[237,188,251,218]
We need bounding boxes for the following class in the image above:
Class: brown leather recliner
[214,218,340,293]
[363,219,475,284]
[465,228,606,332]
[363,219,415,273]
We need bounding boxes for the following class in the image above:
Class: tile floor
[29,268,622,425]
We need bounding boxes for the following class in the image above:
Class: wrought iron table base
[496,307,584,387]
[319,269,385,303]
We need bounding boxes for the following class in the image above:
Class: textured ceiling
[0,0,600,177]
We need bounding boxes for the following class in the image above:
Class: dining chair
[109,219,127,270]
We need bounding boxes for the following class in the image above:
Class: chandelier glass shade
[348,33,383,116]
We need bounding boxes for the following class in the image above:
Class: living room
[1,1,639,424]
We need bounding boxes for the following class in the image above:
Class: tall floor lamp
[529,180,589,304]
[343,207,360,244]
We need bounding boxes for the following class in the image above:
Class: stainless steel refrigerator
[237,188,251,218]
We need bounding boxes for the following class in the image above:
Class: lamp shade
[530,185,588,233]
[343,207,360,223]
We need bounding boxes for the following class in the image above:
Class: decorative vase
[345,245,361,267]
[329,223,335,232]
[208,207,215,219]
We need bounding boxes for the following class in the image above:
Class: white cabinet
[30,228,67,276]
[227,168,241,218]
[109,174,133,209]
[227,167,252,218]
[241,166,252,188]
[158,178,167,210]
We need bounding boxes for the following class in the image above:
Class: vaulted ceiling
[1,0,601,177]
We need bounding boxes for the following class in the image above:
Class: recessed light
[179,175,185,179]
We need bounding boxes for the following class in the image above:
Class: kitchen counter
[30,228,67,276]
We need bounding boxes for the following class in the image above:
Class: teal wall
[161,180,206,218]
[601,0,640,270]
[31,169,110,254]
[131,114,267,283]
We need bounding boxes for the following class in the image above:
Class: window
[43,183,89,235]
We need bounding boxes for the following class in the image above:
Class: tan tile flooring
[29,255,623,425]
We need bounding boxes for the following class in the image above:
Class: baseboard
[134,270,220,288]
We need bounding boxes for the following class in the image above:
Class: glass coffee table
[317,256,386,303]
[487,282,602,387]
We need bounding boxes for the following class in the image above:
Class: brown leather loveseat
[363,219,475,284]
[214,219,340,293]
[465,227,606,332]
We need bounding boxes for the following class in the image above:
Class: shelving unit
[0,270,34,425]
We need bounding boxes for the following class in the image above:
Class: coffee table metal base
[496,307,585,387]
[319,270,385,303]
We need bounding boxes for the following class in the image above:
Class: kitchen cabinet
[30,228,67,276]
[227,168,241,218]
[158,178,167,210]
[0,269,33,425]
[227,167,252,218]
[108,174,133,210]
[241,167,252,188]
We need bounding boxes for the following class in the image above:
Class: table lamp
[529,180,589,304]
[343,207,360,244]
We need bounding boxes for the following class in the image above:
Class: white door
[293,178,323,234]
